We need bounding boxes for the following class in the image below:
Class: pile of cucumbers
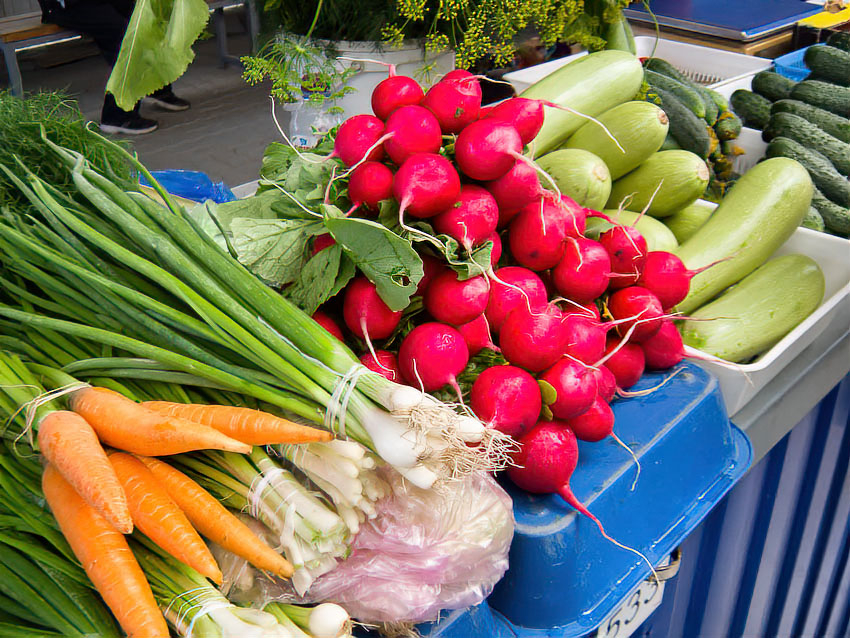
[640,57,744,201]
[730,32,850,237]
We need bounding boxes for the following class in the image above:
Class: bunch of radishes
[304,64,704,507]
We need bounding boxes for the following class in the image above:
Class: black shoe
[100,115,159,135]
[145,90,191,112]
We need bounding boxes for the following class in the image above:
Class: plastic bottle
[287,90,342,149]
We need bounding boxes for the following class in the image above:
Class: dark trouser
[42,0,171,123]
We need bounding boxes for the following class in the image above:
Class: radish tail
[345,202,361,217]
[594,319,641,368]
[539,100,625,153]
[397,199,444,250]
[586,209,615,224]
[634,179,664,225]
[510,152,563,203]
[558,484,659,581]
[449,378,465,405]
[610,432,641,491]
[336,56,396,76]
[688,251,740,277]
[360,319,394,377]
[617,367,683,397]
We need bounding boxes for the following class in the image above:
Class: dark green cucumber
[827,31,850,53]
[643,57,722,123]
[790,80,850,118]
[751,71,796,102]
[654,87,711,159]
[804,45,850,86]
[765,136,850,206]
[730,90,772,130]
[771,99,850,143]
[715,111,742,141]
[645,70,705,119]
[680,254,824,363]
[660,133,681,150]
[674,157,813,314]
[812,188,850,235]
[704,87,729,113]
[763,112,850,175]
[802,206,825,232]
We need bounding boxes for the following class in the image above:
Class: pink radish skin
[483,97,544,145]
[312,234,336,255]
[334,115,386,167]
[393,153,461,218]
[422,77,482,134]
[600,225,648,290]
[455,119,523,181]
[641,320,685,370]
[485,266,548,333]
[415,253,445,296]
[372,76,424,121]
[563,314,606,365]
[312,310,344,341]
[509,197,575,271]
[595,366,617,403]
[398,322,469,393]
[485,160,544,227]
[360,349,402,382]
[383,105,443,165]
[457,314,499,356]
[558,195,588,238]
[443,69,474,81]
[608,286,665,343]
[603,336,645,390]
[567,397,615,442]
[348,161,394,212]
[343,277,403,340]
[500,303,569,372]
[563,301,602,323]
[637,251,704,310]
[432,184,499,249]
[424,270,490,326]
[470,365,541,437]
[552,237,612,303]
[540,357,598,420]
[486,231,502,265]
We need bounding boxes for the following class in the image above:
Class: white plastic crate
[731,126,767,175]
[503,36,772,94]
[682,217,850,417]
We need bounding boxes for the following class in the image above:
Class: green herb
[284,242,356,314]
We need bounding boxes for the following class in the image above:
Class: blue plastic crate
[773,46,811,82]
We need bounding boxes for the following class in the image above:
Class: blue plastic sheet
[140,170,236,203]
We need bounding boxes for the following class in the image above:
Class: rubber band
[247,467,288,519]
[186,600,235,638]
[14,382,90,449]
[324,364,367,437]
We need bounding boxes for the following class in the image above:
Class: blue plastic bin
[773,46,811,82]
[140,169,237,204]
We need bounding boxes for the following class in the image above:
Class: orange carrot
[109,452,223,584]
[42,463,169,638]
[70,386,251,455]
[37,411,133,534]
[139,455,294,579]
[142,401,333,446]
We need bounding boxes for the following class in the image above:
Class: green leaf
[106,0,210,111]
[538,379,557,406]
[325,216,423,311]
[440,236,493,280]
[284,244,351,315]
[229,217,325,286]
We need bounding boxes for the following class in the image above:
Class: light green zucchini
[535,149,612,210]
[663,199,716,243]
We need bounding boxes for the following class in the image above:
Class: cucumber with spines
[790,80,850,117]
[653,87,711,159]
[763,112,850,175]
[804,45,850,86]
[764,136,850,207]
[730,90,771,130]
[752,71,796,102]
[771,99,850,143]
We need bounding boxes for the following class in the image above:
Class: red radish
[563,314,606,365]
[372,76,424,120]
[457,314,499,355]
[599,225,648,290]
[602,335,645,390]
[558,194,587,237]
[470,365,541,437]
[422,76,482,134]
[637,251,724,310]
[347,161,393,212]
[608,286,664,343]
[552,237,611,303]
[312,234,336,255]
[454,119,523,181]
[383,105,442,165]
[398,323,469,394]
[360,350,402,382]
[393,152,461,219]
[443,69,474,81]
[562,300,602,322]
[478,104,495,118]
[415,252,444,295]
[509,197,575,271]
[539,357,598,420]
[312,310,344,341]
[641,320,685,370]
[432,185,499,250]
[424,270,489,326]
[485,160,543,227]
[509,421,656,573]
[485,266,548,333]
[500,303,569,372]
[595,366,617,403]
[482,97,544,145]
[343,277,403,340]
[486,231,502,265]
[566,397,614,442]
[333,115,386,167]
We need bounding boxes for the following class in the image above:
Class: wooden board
[0,12,66,43]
